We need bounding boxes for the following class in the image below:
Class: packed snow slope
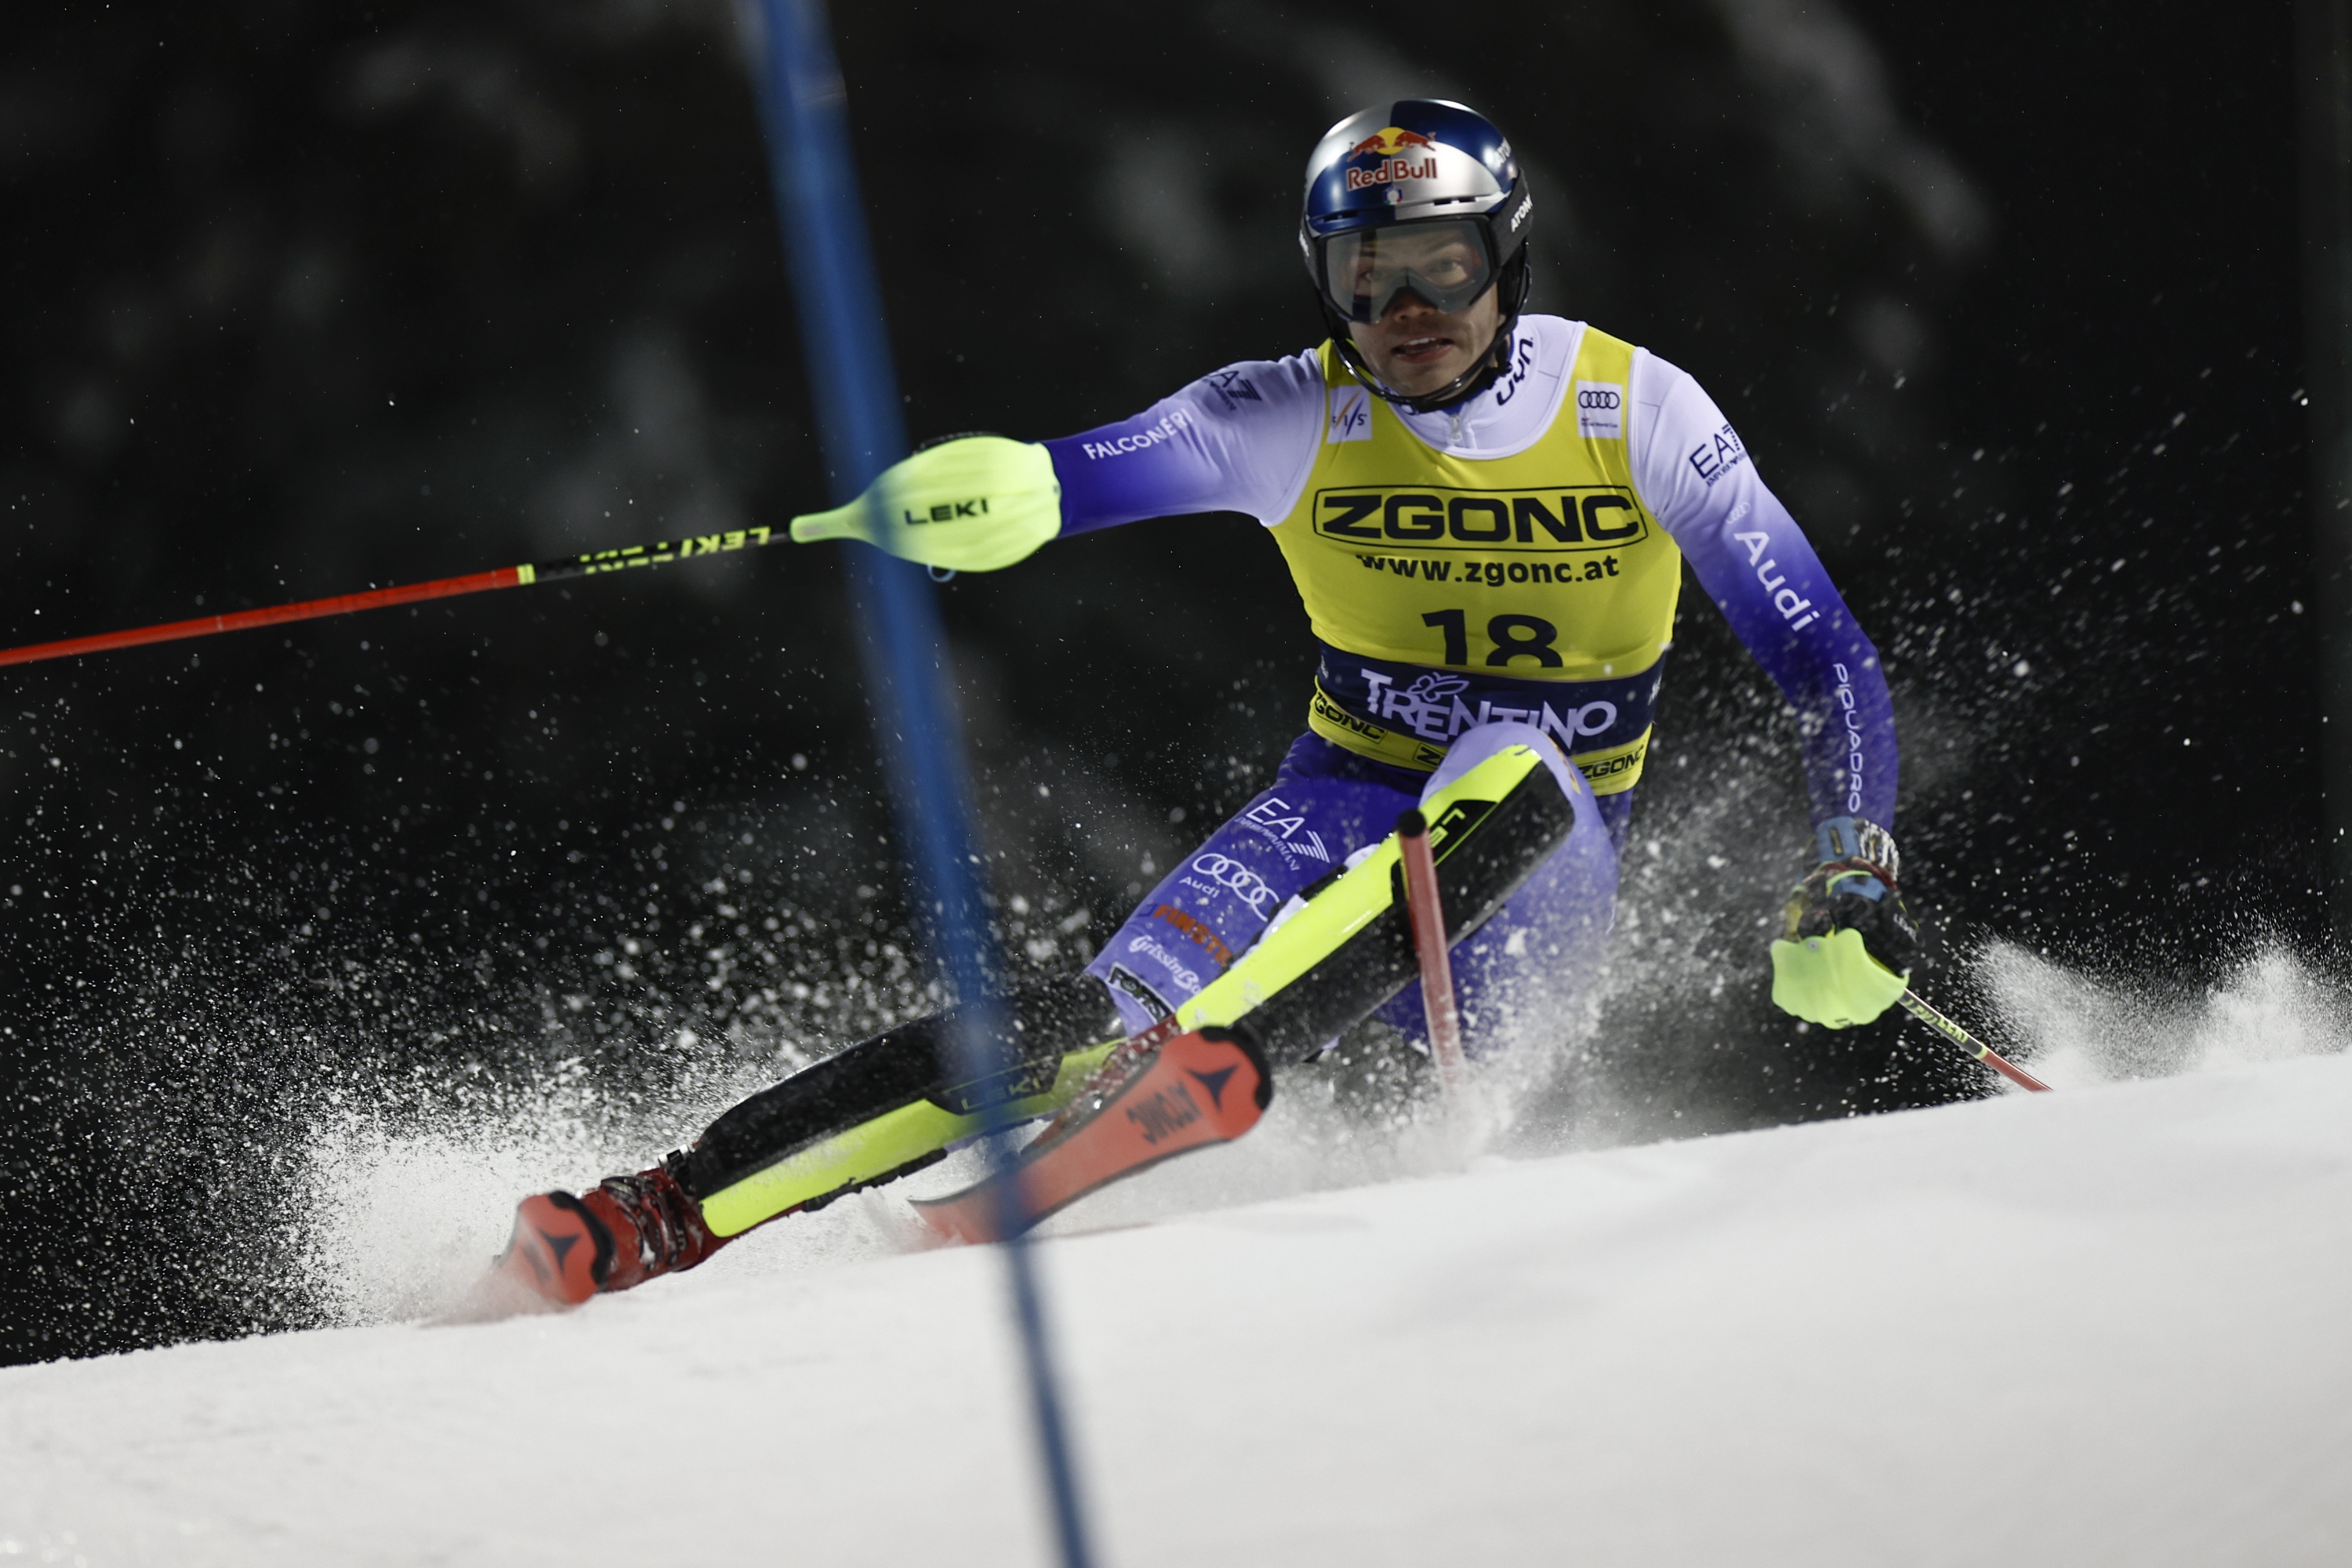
[6,1050,2350,1567]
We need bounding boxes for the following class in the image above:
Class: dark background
[0,0,2314,1362]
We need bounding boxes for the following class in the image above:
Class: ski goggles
[1313,218,1499,324]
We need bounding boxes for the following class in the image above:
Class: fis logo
[1343,126,1441,191]
[1327,385,1371,443]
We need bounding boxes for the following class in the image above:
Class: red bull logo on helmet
[1344,126,1440,191]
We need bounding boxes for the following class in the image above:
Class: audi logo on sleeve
[1574,380,1624,441]
[1183,853,1279,915]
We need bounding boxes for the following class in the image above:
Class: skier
[485,100,1918,1308]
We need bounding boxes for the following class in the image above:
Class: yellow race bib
[1270,326,1682,790]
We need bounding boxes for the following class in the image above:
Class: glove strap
[1813,815,1900,884]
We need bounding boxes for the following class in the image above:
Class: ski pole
[1896,989,2052,1092]
[0,526,783,670]
[1396,808,1468,1094]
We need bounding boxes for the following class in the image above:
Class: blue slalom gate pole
[741,4,1098,1565]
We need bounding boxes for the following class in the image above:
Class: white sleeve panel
[1625,347,1902,828]
[1627,349,1751,539]
[1048,350,1328,531]
[1232,350,1333,524]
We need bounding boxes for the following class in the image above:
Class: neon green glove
[1770,927,1908,1029]
[1768,816,1918,1029]
[789,435,1062,572]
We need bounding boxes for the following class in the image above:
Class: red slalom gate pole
[1396,808,1467,1095]
[0,526,784,670]
[1896,989,2053,1092]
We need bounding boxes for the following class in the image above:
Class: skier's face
[1345,272,1502,399]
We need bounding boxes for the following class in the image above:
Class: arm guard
[789,435,1063,572]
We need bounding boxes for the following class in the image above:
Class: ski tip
[1196,1023,1275,1112]
[434,1192,606,1325]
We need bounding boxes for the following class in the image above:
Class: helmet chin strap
[1319,255,1531,416]
[1328,314,1518,415]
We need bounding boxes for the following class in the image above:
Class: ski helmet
[1298,100,1534,412]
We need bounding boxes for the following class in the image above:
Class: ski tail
[687,975,1127,1237]
[912,1026,1272,1244]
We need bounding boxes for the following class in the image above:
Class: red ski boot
[481,1160,728,1312]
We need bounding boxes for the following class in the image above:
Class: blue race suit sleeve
[1632,353,1899,831]
[1042,353,1327,535]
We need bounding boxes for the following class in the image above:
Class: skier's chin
[1352,314,1492,398]
[1377,340,1471,394]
